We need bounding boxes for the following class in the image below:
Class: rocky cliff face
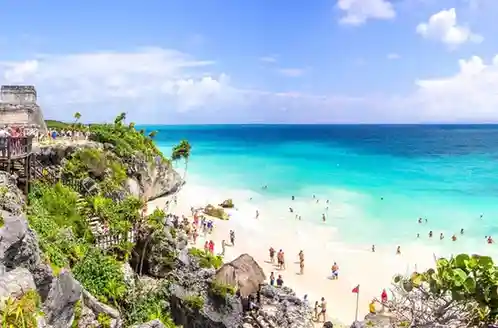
[34,141,183,201]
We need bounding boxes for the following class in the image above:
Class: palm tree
[114,112,126,126]
[172,139,191,180]
[73,112,81,130]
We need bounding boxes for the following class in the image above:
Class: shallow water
[142,124,498,258]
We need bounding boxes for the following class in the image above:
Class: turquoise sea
[142,124,498,254]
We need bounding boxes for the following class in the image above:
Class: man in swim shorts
[318,297,327,322]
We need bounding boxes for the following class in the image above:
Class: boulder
[204,204,229,220]
[219,199,234,209]
[0,267,36,301]
[43,271,82,328]
[0,172,25,216]
[0,211,54,301]
[214,254,266,297]
[132,320,167,328]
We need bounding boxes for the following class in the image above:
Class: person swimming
[460,228,464,235]
[440,233,444,240]
[322,214,326,222]
[429,231,433,238]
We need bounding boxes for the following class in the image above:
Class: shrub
[209,280,236,300]
[122,282,176,327]
[219,199,234,209]
[184,295,204,311]
[97,313,112,328]
[0,290,41,328]
[89,115,166,164]
[73,248,127,305]
[188,248,223,269]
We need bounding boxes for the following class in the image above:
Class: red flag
[352,285,359,293]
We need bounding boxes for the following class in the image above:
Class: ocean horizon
[141,124,498,259]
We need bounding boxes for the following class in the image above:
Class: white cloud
[401,54,498,122]
[337,0,395,26]
[277,68,306,77]
[387,53,400,60]
[0,48,241,121]
[416,8,483,46]
[259,56,278,63]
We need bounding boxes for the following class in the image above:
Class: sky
[1,0,498,124]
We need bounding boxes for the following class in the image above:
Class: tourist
[460,228,464,235]
[318,297,327,322]
[230,230,235,245]
[269,247,275,263]
[381,289,388,308]
[204,241,209,252]
[369,299,376,314]
[488,236,494,244]
[429,231,433,238]
[331,262,339,279]
[298,250,304,275]
[396,246,401,255]
[276,274,284,287]
[371,244,375,252]
[313,301,319,321]
[221,240,226,256]
[269,272,275,286]
[440,233,444,240]
[452,234,457,241]
[322,213,326,222]
[256,210,259,219]
[208,240,215,254]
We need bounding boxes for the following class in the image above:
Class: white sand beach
[146,182,465,325]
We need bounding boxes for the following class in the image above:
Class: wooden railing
[0,136,34,159]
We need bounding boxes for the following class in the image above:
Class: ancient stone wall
[1,85,37,104]
[0,86,47,134]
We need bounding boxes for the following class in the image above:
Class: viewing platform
[0,136,35,194]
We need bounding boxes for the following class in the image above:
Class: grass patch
[188,248,223,269]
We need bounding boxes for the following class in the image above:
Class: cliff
[34,140,183,201]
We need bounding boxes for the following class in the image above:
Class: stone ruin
[0,85,48,134]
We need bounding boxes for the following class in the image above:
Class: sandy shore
[146,183,443,325]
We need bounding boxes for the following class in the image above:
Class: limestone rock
[219,199,234,209]
[0,267,36,301]
[215,254,266,297]
[0,211,54,300]
[43,271,82,328]
[0,172,25,216]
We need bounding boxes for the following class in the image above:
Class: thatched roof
[214,253,266,297]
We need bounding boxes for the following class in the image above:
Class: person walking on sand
[256,210,259,219]
[322,213,326,222]
[221,240,226,256]
[318,297,327,322]
[298,250,305,275]
[372,244,375,252]
[269,272,275,286]
[396,246,401,255]
[314,301,319,321]
[204,241,209,253]
[230,230,235,245]
[208,240,215,254]
[277,250,283,270]
[331,262,339,279]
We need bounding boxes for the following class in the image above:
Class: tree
[172,140,191,180]
[114,112,126,126]
[128,122,136,130]
[388,253,498,327]
[73,112,82,130]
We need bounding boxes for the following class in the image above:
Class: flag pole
[354,285,360,322]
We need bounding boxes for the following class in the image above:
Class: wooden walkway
[0,136,34,194]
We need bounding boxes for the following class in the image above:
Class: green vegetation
[204,204,229,220]
[25,113,190,327]
[71,300,82,328]
[209,280,236,300]
[393,253,498,326]
[122,282,176,327]
[172,139,191,179]
[188,248,223,269]
[97,312,112,328]
[89,112,166,163]
[0,290,42,328]
[184,295,204,311]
